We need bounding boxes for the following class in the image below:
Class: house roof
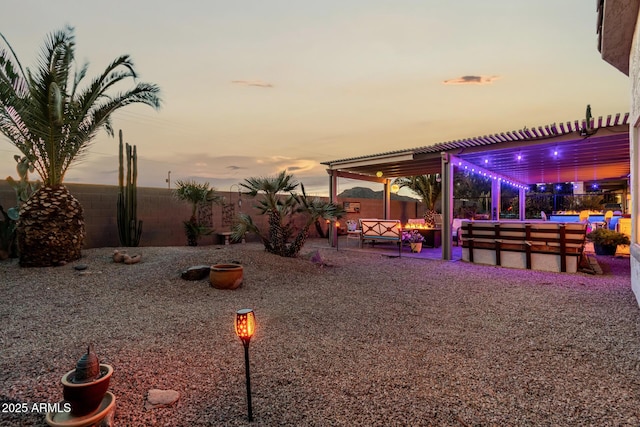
[322,113,630,186]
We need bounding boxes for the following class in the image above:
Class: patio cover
[322,112,630,260]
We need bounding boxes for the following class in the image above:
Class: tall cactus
[117,130,143,246]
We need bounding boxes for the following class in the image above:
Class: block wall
[0,181,421,249]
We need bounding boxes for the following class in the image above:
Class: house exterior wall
[601,0,640,305]
[628,8,640,305]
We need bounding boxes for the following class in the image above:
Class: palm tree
[392,175,441,226]
[232,170,341,257]
[0,27,161,266]
[173,180,221,246]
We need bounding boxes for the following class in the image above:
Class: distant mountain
[338,186,419,202]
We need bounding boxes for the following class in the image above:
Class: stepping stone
[145,389,180,410]
[74,264,88,271]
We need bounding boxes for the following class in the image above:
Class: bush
[586,228,630,246]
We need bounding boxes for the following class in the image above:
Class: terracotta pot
[210,264,243,289]
[61,364,113,416]
[410,242,423,253]
[46,391,115,427]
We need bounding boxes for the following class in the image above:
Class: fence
[0,181,422,249]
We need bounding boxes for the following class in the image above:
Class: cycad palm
[0,27,161,266]
[173,180,221,246]
[232,171,340,257]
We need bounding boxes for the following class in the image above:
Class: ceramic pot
[210,264,243,289]
[61,364,113,416]
[410,242,423,253]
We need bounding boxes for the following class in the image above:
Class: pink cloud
[443,75,501,85]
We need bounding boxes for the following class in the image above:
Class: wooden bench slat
[460,220,588,273]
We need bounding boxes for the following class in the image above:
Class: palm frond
[393,174,441,209]
[0,27,161,185]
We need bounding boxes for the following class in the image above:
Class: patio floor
[310,235,463,260]
[307,237,620,275]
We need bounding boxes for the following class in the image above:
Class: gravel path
[0,241,638,426]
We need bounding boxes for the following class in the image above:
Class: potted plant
[60,344,113,416]
[586,228,630,256]
[403,230,425,253]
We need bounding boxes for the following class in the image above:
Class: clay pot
[210,264,243,289]
[61,364,113,416]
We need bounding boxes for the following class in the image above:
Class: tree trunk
[17,186,85,267]
[285,227,310,257]
[267,211,286,256]
[423,209,437,228]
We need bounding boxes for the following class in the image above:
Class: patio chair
[604,210,614,228]
[345,219,361,247]
[434,214,443,228]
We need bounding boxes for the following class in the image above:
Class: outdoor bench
[460,220,588,273]
[358,219,402,257]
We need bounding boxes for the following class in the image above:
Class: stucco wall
[627,8,640,305]
[0,181,421,249]
[600,0,640,74]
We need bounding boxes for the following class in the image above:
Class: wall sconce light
[376,171,383,178]
[235,309,255,421]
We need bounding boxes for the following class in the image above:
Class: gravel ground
[0,240,638,426]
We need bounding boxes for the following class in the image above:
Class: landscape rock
[123,254,141,264]
[113,250,127,263]
[145,389,180,410]
[181,265,211,280]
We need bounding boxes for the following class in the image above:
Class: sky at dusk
[0,0,631,196]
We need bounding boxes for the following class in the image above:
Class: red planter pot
[61,364,113,416]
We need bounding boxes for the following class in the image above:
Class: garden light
[235,309,255,421]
